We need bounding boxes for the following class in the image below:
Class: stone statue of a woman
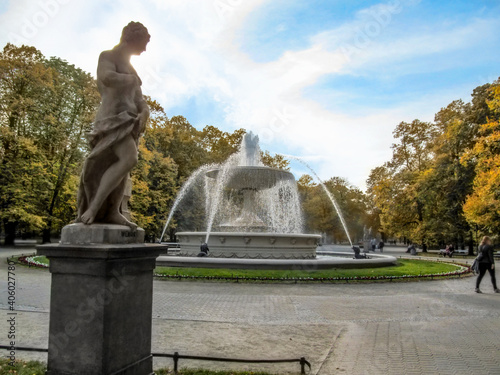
[76,22,150,230]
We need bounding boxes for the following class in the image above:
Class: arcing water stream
[159,164,215,243]
[282,155,353,247]
[203,152,240,243]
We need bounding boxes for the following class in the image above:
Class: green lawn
[155,259,467,282]
[0,359,46,375]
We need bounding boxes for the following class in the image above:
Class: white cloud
[0,0,496,190]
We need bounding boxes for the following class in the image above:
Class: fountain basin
[156,252,398,270]
[206,166,295,190]
[177,231,321,259]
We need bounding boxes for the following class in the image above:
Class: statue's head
[120,22,151,55]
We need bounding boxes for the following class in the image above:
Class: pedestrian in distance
[197,243,210,257]
[379,240,384,253]
[445,244,454,258]
[408,243,417,256]
[475,236,499,293]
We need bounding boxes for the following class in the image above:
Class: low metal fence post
[173,351,179,374]
[300,356,311,374]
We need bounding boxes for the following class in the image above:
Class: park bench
[160,242,181,255]
[438,249,468,258]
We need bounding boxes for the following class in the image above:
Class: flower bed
[17,255,49,268]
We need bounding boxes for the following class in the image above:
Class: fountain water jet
[159,163,216,243]
[204,152,240,243]
[281,155,353,247]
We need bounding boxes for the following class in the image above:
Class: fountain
[158,131,397,269]
[175,132,321,259]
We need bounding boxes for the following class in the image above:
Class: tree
[299,175,370,244]
[423,99,478,252]
[261,151,290,170]
[128,99,179,241]
[162,115,207,178]
[367,120,437,246]
[0,44,57,243]
[463,81,500,235]
[200,125,245,164]
[367,80,500,250]
[38,57,100,241]
[130,140,178,241]
[0,44,104,243]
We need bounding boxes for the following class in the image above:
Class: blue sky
[1,0,499,189]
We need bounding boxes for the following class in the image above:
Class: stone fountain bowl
[206,166,295,190]
[176,231,321,259]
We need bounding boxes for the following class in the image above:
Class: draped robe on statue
[76,109,141,223]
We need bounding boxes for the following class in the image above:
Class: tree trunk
[468,231,474,256]
[3,220,17,246]
[42,220,52,243]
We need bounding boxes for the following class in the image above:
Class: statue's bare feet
[105,212,138,230]
[80,209,96,225]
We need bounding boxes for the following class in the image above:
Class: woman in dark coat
[476,236,499,293]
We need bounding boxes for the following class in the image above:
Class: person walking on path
[476,236,499,293]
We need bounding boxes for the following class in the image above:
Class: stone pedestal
[37,224,166,375]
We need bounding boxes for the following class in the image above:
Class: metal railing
[0,345,311,374]
[153,351,311,374]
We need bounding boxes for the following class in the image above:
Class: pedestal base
[60,223,145,245]
[38,228,165,375]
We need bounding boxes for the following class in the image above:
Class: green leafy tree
[162,115,207,178]
[367,120,437,247]
[129,99,179,241]
[0,44,51,243]
[417,83,496,251]
[38,57,100,241]
[200,125,245,164]
[260,151,290,170]
[422,100,477,251]
[0,44,99,243]
[299,175,370,244]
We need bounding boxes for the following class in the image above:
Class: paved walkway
[1,245,499,374]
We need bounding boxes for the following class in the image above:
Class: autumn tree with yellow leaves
[463,82,500,233]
